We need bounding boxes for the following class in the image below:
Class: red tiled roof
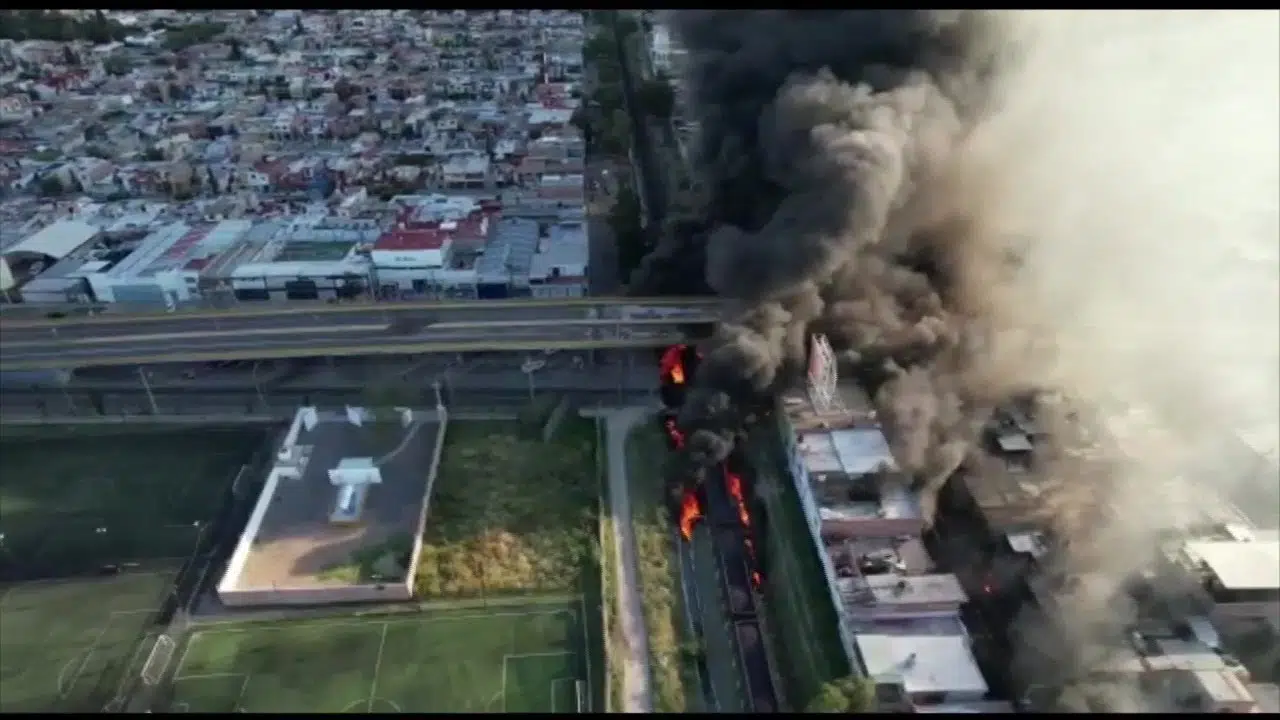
[374,229,446,251]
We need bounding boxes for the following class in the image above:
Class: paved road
[600,406,655,713]
[0,297,720,333]
[0,323,692,370]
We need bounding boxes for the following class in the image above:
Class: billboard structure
[807,333,841,414]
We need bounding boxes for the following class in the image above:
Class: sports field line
[551,677,574,713]
[502,652,573,713]
[175,602,594,712]
[366,624,389,713]
[57,608,158,700]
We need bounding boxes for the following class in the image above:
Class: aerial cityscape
[0,9,1276,714]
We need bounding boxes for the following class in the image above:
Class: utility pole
[137,366,159,415]
[250,360,266,411]
[521,356,546,402]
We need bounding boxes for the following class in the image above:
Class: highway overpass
[0,315,711,370]
[0,296,721,330]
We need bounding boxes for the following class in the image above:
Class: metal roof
[3,220,99,260]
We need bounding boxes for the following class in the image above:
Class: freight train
[659,344,779,713]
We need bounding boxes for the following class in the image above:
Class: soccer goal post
[575,680,585,713]
[141,634,176,687]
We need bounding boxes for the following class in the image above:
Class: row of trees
[0,10,127,45]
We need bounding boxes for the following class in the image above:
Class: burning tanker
[660,343,765,586]
[660,343,777,711]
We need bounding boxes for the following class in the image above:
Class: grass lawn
[747,426,851,708]
[0,428,263,578]
[624,419,698,713]
[0,571,174,712]
[414,419,598,599]
[158,603,590,712]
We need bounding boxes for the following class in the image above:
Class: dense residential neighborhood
[0,9,590,307]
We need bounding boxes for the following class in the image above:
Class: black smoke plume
[632,11,1012,497]
[633,9,1279,710]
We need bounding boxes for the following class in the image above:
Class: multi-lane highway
[0,301,718,370]
[0,296,719,330]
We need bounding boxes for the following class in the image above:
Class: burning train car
[659,344,779,713]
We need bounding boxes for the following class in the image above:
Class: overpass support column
[137,366,159,415]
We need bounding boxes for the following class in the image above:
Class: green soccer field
[159,602,593,713]
[0,571,174,712]
[0,428,263,576]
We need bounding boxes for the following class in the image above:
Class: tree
[805,675,878,713]
[636,77,675,121]
[583,33,614,65]
[334,78,360,103]
[37,174,64,198]
[610,184,648,284]
[614,14,640,39]
[102,54,131,77]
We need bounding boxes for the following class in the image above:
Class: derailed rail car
[735,619,780,713]
[712,526,758,619]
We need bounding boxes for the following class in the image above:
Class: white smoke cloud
[974,9,1279,504]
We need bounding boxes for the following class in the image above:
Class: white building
[856,633,989,706]
[85,220,253,307]
[649,23,687,75]
[2,220,100,298]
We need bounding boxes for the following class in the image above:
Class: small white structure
[328,457,382,524]
[344,405,370,428]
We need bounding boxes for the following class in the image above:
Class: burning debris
[630,11,1016,532]
[659,345,765,583]
[659,343,777,710]
[637,9,1279,713]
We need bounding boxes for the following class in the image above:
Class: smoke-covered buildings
[771,335,1000,711]
[925,396,1280,713]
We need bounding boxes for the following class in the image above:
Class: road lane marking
[2,324,391,348]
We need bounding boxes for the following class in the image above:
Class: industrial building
[4,191,588,308]
[773,334,1001,712]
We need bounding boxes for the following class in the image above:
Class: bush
[806,675,877,713]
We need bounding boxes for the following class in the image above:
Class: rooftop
[855,633,989,698]
[375,228,448,252]
[229,410,439,591]
[780,380,880,435]
[1183,538,1280,590]
[799,426,898,477]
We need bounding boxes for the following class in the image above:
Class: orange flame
[660,345,690,386]
[663,418,685,449]
[725,469,752,529]
[679,489,703,541]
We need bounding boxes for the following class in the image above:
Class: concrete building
[84,220,253,307]
[2,220,101,299]
[856,633,989,706]
[649,22,687,75]
[772,334,982,696]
